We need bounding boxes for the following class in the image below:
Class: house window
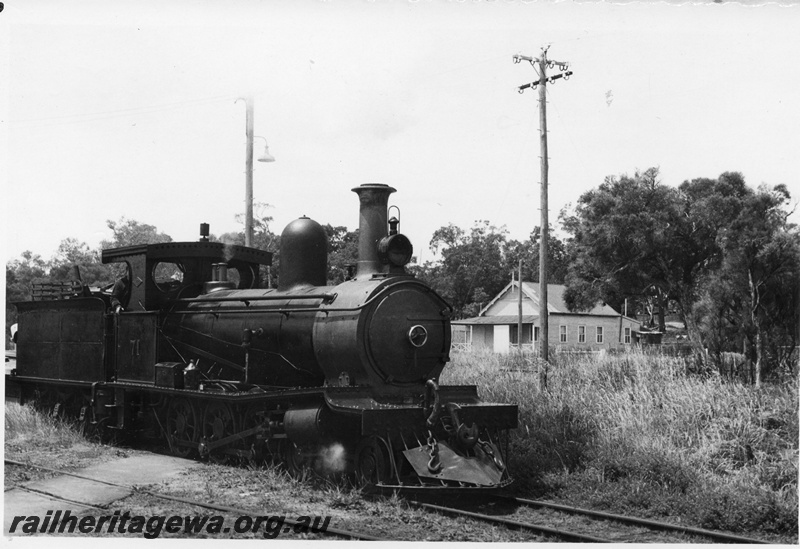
[624,327,631,344]
[510,324,533,345]
[559,325,567,343]
[578,325,586,343]
[596,326,604,344]
[534,326,540,342]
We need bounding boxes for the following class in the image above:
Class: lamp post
[238,95,275,247]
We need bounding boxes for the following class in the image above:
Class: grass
[4,401,130,474]
[5,401,86,449]
[440,348,798,539]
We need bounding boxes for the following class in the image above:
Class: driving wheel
[355,435,393,487]
[201,401,236,463]
[166,398,198,457]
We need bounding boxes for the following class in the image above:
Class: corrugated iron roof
[478,282,621,317]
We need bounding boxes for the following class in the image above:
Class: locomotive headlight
[378,233,413,267]
[408,325,428,348]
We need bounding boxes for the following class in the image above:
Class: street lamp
[237,96,275,247]
[255,136,275,163]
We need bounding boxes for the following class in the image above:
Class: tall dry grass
[441,348,798,537]
[5,401,87,449]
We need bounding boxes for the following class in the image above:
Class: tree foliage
[505,225,569,287]
[101,217,173,249]
[325,225,359,285]
[413,220,569,319]
[561,168,685,327]
[694,183,799,384]
[426,222,510,318]
[563,168,799,383]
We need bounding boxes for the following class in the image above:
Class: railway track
[409,495,771,544]
[5,459,382,541]
[6,457,777,543]
[410,499,611,542]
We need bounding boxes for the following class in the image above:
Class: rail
[409,495,772,544]
[5,459,382,541]
[408,499,611,543]
[501,496,770,544]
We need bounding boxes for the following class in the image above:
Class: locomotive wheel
[355,436,393,487]
[281,440,310,477]
[201,402,236,464]
[166,398,199,458]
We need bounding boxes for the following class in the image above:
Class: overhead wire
[9,93,239,129]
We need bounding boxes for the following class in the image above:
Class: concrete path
[5,453,198,535]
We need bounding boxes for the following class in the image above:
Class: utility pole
[514,47,572,363]
[244,95,255,247]
[517,259,523,355]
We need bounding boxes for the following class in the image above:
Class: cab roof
[101,241,273,266]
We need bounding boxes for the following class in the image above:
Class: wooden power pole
[244,95,255,247]
[517,259,523,354]
[513,47,572,363]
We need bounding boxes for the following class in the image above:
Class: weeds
[441,348,798,538]
[5,401,86,451]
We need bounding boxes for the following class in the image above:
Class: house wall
[550,315,639,350]
[466,315,640,353]
[465,325,493,352]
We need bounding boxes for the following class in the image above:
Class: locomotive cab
[100,240,273,311]
[96,240,273,384]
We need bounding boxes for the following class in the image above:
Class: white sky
[3,0,799,267]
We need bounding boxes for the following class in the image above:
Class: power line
[9,94,237,127]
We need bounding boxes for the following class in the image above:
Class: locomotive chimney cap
[351,183,397,194]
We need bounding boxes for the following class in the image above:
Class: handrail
[175,293,337,304]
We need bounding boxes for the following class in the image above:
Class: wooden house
[452,282,641,354]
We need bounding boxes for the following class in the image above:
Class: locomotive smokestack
[352,183,396,278]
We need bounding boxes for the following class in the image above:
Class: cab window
[153,262,184,293]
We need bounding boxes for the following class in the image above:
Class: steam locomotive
[6,184,518,491]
